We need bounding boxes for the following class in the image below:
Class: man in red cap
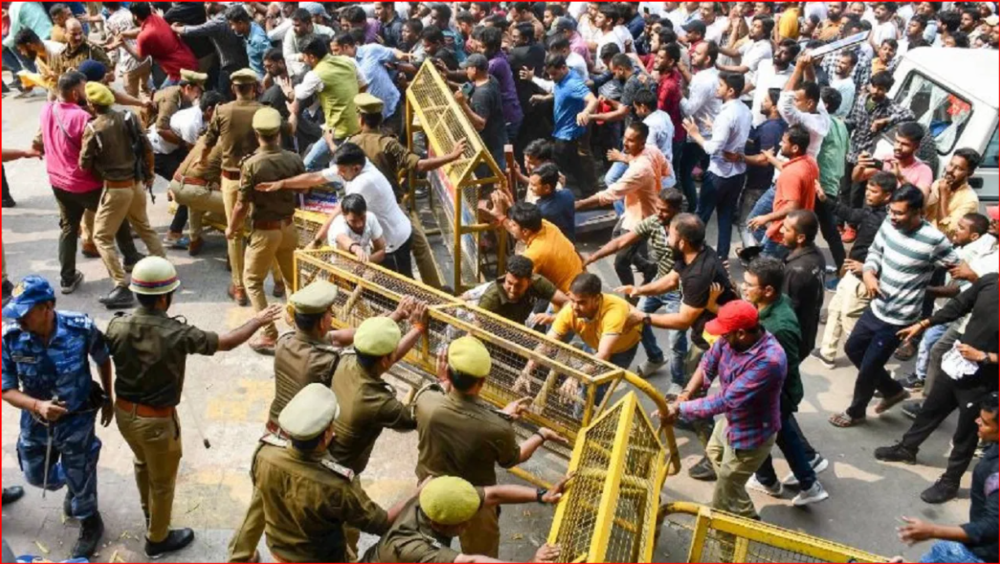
[660,300,788,520]
[989,206,999,234]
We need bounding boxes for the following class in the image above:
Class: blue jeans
[17,413,102,520]
[678,142,707,213]
[576,341,639,413]
[755,412,817,491]
[919,542,984,563]
[160,76,181,89]
[748,186,776,245]
[916,323,949,380]
[639,292,688,385]
[304,138,333,172]
[845,308,907,420]
[697,172,745,260]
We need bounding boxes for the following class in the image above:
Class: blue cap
[2,276,56,321]
[78,60,108,84]
[300,2,326,17]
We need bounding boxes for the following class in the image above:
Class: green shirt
[632,215,675,279]
[818,116,849,197]
[758,295,803,412]
[477,275,557,325]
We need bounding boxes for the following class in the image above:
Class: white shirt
[105,8,147,74]
[704,17,729,44]
[595,30,626,71]
[872,20,899,44]
[830,76,856,118]
[283,23,335,79]
[267,19,293,43]
[328,212,384,252]
[643,110,677,188]
[740,39,773,87]
[681,67,722,138]
[170,106,205,146]
[750,61,792,127]
[566,51,589,81]
[778,91,831,158]
[702,99,753,178]
[322,161,413,252]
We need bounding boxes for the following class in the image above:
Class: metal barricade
[293,249,680,487]
[663,503,890,563]
[404,61,508,292]
[547,392,670,563]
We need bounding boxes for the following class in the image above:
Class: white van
[890,47,999,203]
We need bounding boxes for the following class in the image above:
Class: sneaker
[99,286,135,310]
[793,482,830,507]
[921,479,959,505]
[898,374,925,391]
[811,350,836,370]
[825,277,840,292]
[747,475,783,498]
[894,340,917,362]
[875,443,918,465]
[71,513,104,559]
[2,486,24,505]
[64,491,74,519]
[842,226,857,244]
[902,401,923,420]
[688,457,717,482]
[60,271,84,295]
[636,359,667,378]
[145,528,195,559]
[782,455,829,488]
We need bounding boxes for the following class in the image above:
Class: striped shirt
[864,220,960,326]
[632,216,674,279]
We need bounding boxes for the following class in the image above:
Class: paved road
[1,87,973,563]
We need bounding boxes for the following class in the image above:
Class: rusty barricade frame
[293,248,680,488]
[404,60,508,293]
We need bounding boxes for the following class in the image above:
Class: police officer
[169,136,225,257]
[79,82,166,310]
[344,93,468,290]
[1,276,114,559]
[227,107,303,355]
[228,280,365,562]
[52,18,113,78]
[254,384,414,563]
[362,476,566,563]
[106,257,282,559]
[414,336,568,558]
[200,68,269,307]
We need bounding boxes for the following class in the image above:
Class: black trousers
[155,150,189,234]
[612,224,655,288]
[384,234,414,279]
[900,374,993,485]
[816,197,846,273]
[52,188,140,285]
[2,165,11,202]
[554,134,597,198]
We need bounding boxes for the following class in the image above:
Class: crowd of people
[1,1,999,563]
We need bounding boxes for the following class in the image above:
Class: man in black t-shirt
[456,54,508,168]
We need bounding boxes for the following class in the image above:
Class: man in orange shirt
[493,201,584,295]
[747,125,819,260]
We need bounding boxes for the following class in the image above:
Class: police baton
[40,395,60,500]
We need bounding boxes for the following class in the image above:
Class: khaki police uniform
[228,282,343,562]
[360,495,472,563]
[349,94,442,289]
[79,84,166,289]
[202,69,266,293]
[252,384,392,563]
[52,40,113,77]
[413,337,516,558]
[105,259,221,545]
[170,138,226,243]
[239,109,303,341]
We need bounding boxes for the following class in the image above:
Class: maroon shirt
[657,68,685,143]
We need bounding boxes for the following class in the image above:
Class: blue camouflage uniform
[1,276,109,520]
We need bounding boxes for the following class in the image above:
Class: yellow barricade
[548,392,669,563]
[293,248,679,487]
[663,503,890,563]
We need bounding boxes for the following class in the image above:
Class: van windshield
[895,71,973,155]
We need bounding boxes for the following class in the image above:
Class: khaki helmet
[129,257,181,296]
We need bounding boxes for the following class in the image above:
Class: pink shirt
[874,146,934,190]
[38,102,102,194]
[598,145,670,231]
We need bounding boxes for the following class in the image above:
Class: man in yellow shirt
[926,149,982,240]
[496,201,583,294]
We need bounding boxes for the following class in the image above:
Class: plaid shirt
[680,332,787,450]
[845,91,915,164]
[822,46,872,98]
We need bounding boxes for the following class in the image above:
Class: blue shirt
[2,312,110,416]
[356,44,400,118]
[745,117,788,192]
[245,22,272,79]
[702,99,753,178]
[553,72,591,141]
[442,28,466,63]
[537,189,577,243]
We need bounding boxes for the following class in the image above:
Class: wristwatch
[536,488,548,504]
[643,314,652,327]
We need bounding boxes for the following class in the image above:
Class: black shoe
[2,279,13,307]
[921,479,959,505]
[898,374,925,391]
[688,457,717,482]
[72,513,104,559]
[875,443,917,465]
[2,195,16,208]
[903,401,923,420]
[145,528,195,559]
[100,286,135,310]
[2,486,24,505]
[894,340,917,361]
[61,271,85,295]
[64,491,74,518]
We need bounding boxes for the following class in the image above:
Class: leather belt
[105,179,136,189]
[265,420,290,439]
[116,398,175,418]
[173,174,210,187]
[253,218,293,230]
[221,170,241,181]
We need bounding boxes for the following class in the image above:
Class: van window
[895,71,973,156]
[984,127,999,169]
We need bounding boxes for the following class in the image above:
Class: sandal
[249,336,277,356]
[875,390,912,415]
[829,412,866,428]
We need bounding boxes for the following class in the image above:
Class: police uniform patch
[321,459,356,481]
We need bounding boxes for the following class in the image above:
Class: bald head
[66,18,85,47]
